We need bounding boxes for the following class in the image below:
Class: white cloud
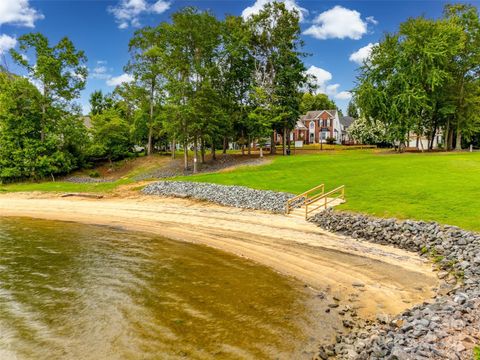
[242,0,307,22]
[106,73,134,87]
[306,65,332,93]
[0,0,43,28]
[108,0,170,29]
[335,91,352,100]
[91,62,111,80]
[151,0,170,14]
[326,84,340,96]
[0,34,17,55]
[304,6,370,40]
[349,42,378,65]
[306,65,351,101]
[366,16,378,25]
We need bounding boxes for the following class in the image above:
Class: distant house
[275,110,344,146]
[81,116,92,129]
[339,116,356,144]
[407,132,443,150]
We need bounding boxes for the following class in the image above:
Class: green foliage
[88,170,100,178]
[355,5,480,150]
[126,25,168,155]
[300,93,337,113]
[248,2,307,154]
[348,117,389,145]
[347,100,359,118]
[326,137,336,145]
[10,33,87,142]
[0,72,84,182]
[89,109,134,161]
[89,90,114,115]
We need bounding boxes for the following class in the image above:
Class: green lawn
[0,179,126,193]
[177,150,480,231]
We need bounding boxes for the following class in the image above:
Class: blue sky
[0,0,477,114]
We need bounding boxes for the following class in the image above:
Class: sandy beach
[0,192,438,319]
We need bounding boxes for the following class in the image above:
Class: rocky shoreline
[310,210,480,360]
[141,182,479,359]
[142,181,294,213]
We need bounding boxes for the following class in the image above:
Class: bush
[88,170,100,178]
[326,137,336,145]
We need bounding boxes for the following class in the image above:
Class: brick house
[279,110,343,145]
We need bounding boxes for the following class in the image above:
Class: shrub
[88,170,100,178]
[326,137,336,145]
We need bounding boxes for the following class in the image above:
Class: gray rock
[308,209,480,360]
[143,181,295,213]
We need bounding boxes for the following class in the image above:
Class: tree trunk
[283,126,287,156]
[448,128,454,151]
[200,136,206,164]
[212,140,216,160]
[259,146,263,158]
[270,131,276,154]
[147,83,154,156]
[183,141,188,171]
[223,136,228,154]
[430,125,437,150]
[247,136,251,155]
[455,126,462,151]
[193,136,198,174]
[171,138,176,159]
[41,102,46,142]
[444,120,450,151]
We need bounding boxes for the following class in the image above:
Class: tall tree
[355,17,463,151]
[248,2,307,155]
[0,72,87,182]
[161,8,222,172]
[89,90,114,115]
[220,15,255,156]
[443,4,480,150]
[347,99,359,118]
[126,26,166,155]
[10,33,87,142]
[300,93,337,113]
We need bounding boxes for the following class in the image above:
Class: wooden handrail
[305,186,343,205]
[285,184,324,214]
[304,185,345,219]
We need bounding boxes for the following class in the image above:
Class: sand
[0,192,438,319]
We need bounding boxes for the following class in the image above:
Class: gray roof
[81,116,92,129]
[340,116,355,128]
[302,110,337,120]
[295,119,307,130]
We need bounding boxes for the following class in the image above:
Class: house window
[321,132,327,140]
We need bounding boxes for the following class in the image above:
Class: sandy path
[0,192,437,319]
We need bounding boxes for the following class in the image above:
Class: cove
[0,217,331,360]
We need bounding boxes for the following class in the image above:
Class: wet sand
[0,192,438,319]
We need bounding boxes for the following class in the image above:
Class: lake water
[0,217,326,360]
